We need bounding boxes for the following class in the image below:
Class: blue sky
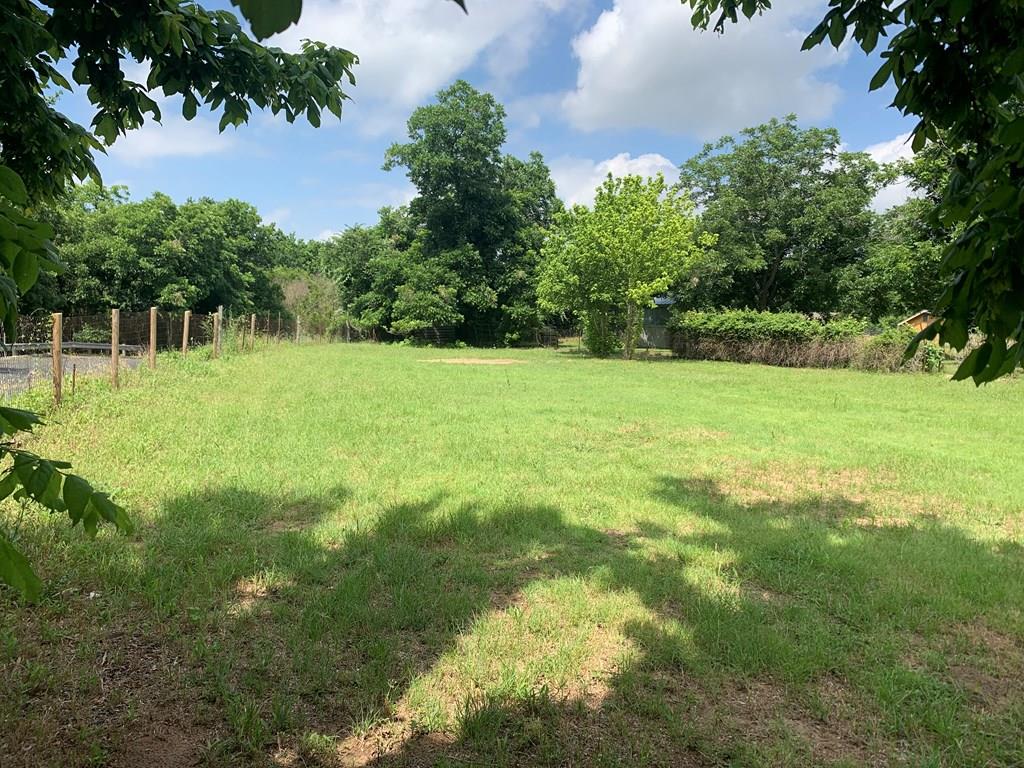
[58,0,917,240]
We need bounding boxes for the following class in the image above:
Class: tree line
[27,82,955,356]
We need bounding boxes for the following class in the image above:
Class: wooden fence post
[51,312,62,405]
[212,309,221,358]
[295,316,301,344]
[182,310,191,354]
[149,306,157,369]
[277,312,282,341]
[111,308,120,389]
[249,313,256,351]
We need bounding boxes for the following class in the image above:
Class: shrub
[669,310,943,372]
[670,310,865,344]
[72,324,110,343]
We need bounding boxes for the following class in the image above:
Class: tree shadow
[101,475,1024,767]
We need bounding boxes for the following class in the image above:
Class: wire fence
[0,309,589,402]
[0,307,365,403]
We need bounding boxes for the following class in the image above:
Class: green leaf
[869,60,892,91]
[827,14,846,48]
[952,342,990,381]
[996,117,1024,146]
[63,475,92,524]
[0,166,28,206]
[0,472,19,502]
[0,407,42,433]
[230,0,303,40]
[12,249,40,294]
[0,532,42,602]
[183,92,198,121]
[94,115,118,145]
[90,493,133,534]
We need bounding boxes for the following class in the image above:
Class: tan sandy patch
[420,358,525,366]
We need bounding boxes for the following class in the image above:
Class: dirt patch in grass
[111,724,203,768]
[937,621,1024,713]
[710,459,963,525]
[2,602,211,768]
[420,358,525,366]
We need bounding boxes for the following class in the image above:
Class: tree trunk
[757,250,784,310]
[624,300,637,360]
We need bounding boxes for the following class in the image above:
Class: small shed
[900,310,933,332]
[641,296,676,349]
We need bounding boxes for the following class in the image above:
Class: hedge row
[669,310,942,371]
[669,310,867,344]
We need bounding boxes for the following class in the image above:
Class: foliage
[2,0,355,201]
[684,1,1024,382]
[669,310,948,372]
[276,271,343,337]
[0,0,353,599]
[539,174,710,358]
[25,184,298,315]
[0,406,131,601]
[383,81,562,344]
[670,310,867,345]
[837,198,946,322]
[677,115,879,313]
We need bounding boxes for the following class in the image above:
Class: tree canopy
[685,0,1024,382]
[25,185,300,316]
[380,80,562,344]
[678,116,879,313]
[539,174,712,358]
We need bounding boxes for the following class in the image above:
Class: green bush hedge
[669,310,867,344]
[669,310,941,372]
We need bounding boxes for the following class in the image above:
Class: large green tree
[838,147,955,321]
[685,0,1024,382]
[677,116,879,313]
[538,174,712,358]
[384,80,561,344]
[27,185,297,315]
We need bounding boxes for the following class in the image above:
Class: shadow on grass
[125,476,1024,767]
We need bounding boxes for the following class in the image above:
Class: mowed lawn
[2,343,1023,767]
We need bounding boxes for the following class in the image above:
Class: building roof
[900,309,932,324]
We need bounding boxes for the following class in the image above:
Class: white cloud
[272,0,573,134]
[550,152,678,207]
[865,132,913,165]
[562,0,845,138]
[263,207,292,226]
[106,115,238,164]
[864,131,919,211]
[335,181,417,209]
[317,229,339,241]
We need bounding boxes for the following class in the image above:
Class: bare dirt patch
[945,621,1024,712]
[420,358,525,366]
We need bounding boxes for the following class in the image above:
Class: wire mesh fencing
[0,307,583,402]
[0,307,343,402]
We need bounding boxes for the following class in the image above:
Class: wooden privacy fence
[0,307,310,404]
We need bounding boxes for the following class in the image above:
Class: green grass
[2,343,1023,767]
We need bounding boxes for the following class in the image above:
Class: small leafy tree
[538,174,712,358]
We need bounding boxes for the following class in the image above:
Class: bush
[669,310,941,372]
[72,324,110,343]
[670,310,866,344]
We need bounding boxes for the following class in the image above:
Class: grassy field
[2,343,1023,767]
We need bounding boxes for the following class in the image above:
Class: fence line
[0,307,334,403]
[0,309,586,402]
